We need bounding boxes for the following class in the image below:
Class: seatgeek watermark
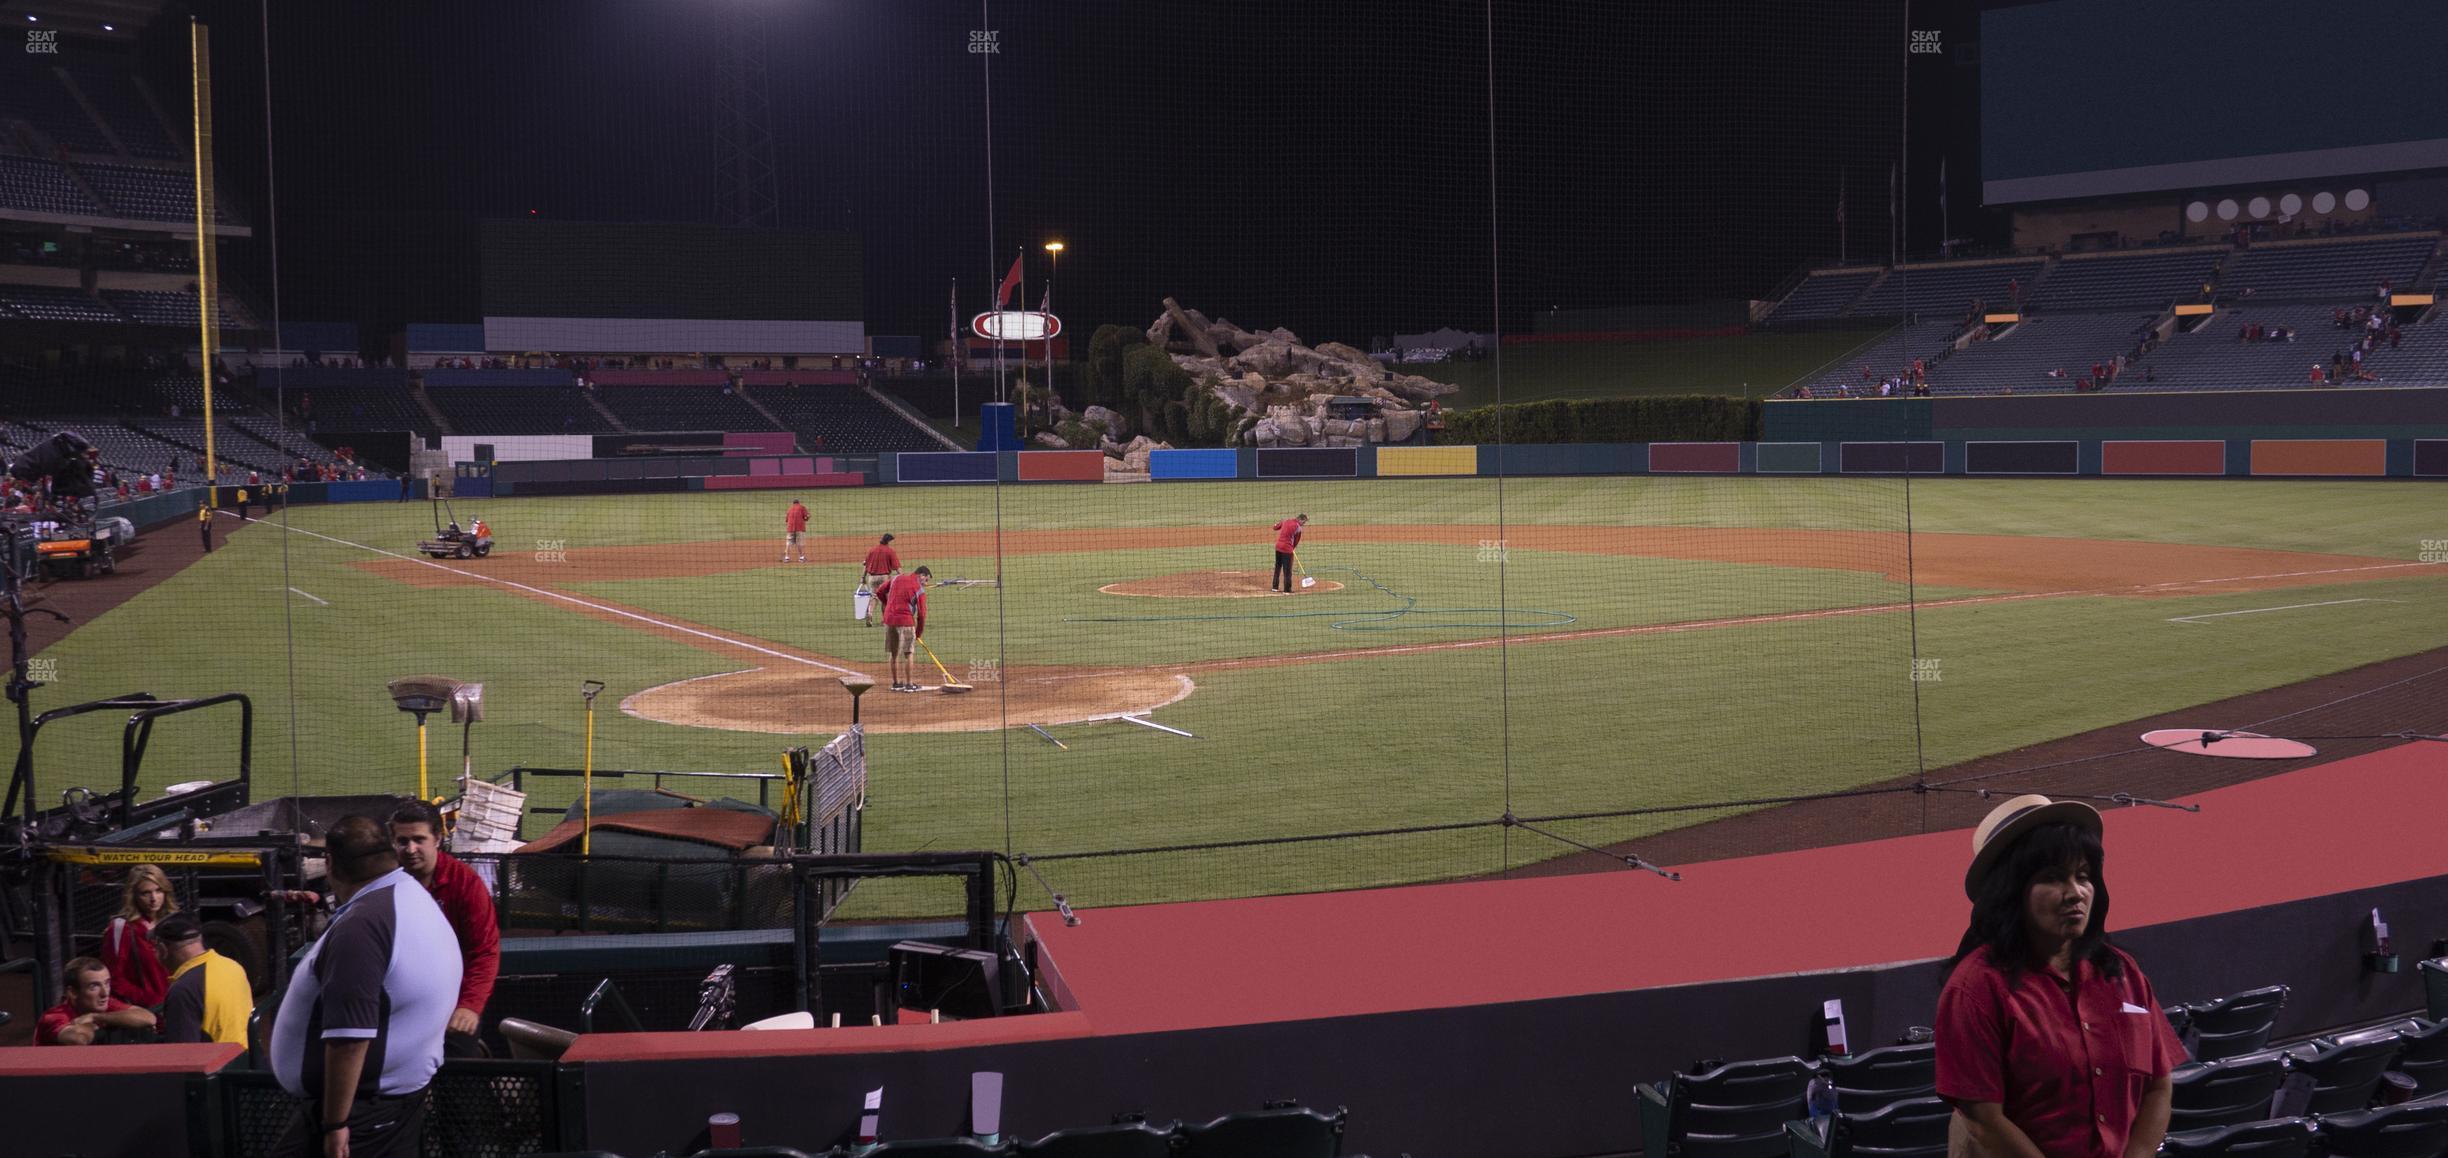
[1476,539,1509,564]
[968,30,999,54]
[967,659,1001,684]
[2422,539,2448,564]
[1909,29,1942,54]
[27,29,60,54]
[533,538,569,564]
[1910,658,1944,683]
[26,657,59,684]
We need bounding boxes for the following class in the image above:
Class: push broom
[915,637,973,694]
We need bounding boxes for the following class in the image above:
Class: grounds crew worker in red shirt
[783,499,810,563]
[860,533,902,625]
[1271,513,1308,593]
[882,565,931,691]
[390,800,499,1056]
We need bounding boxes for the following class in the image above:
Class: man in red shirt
[390,800,499,1056]
[782,499,810,563]
[881,565,931,691]
[37,957,155,1045]
[1271,514,1308,593]
[860,533,901,626]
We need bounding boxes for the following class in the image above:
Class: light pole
[1043,241,1064,428]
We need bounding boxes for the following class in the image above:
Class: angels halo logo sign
[971,311,1061,342]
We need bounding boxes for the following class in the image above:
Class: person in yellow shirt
[154,914,252,1047]
[198,500,214,553]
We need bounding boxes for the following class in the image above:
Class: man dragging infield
[1272,513,1309,593]
[882,565,931,691]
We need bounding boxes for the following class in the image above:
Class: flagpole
[950,276,961,429]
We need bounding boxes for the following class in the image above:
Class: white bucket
[853,587,872,620]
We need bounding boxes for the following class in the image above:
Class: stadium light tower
[713,0,781,229]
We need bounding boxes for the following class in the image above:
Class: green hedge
[1437,395,1760,444]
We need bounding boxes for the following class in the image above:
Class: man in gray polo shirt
[271,816,461,1157]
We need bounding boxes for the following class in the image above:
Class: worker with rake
[882,565,932,692]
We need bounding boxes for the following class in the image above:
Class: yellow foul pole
[189,19,220,505]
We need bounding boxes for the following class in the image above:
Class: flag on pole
[1036,283,1050,313]
[995,252,1024,309]
[949,277,963,371]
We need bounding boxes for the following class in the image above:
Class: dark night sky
[161,0,1982,350]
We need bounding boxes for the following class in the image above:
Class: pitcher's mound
[1099,570,1344,598]
[623,666,1194,734]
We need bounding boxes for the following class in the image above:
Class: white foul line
[286,587,329,606]
[2167,598,2401,625]
[241,516,863,676]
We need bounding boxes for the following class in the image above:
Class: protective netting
[5,0,2447,946]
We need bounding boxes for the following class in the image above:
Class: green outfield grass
[25,478,2448,909]
[1407,329,1889,408]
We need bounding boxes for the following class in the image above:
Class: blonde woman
[104,864,178,1007]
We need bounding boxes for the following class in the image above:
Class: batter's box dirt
[1099,570,1346,598]
[622,665,1195,734]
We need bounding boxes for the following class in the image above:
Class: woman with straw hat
[1936,796,2187,1158]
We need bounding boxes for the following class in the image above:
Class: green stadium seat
[1015,1120,1178,1157]
[1640,1056,1818,1158]
[2156,1115,2316,1158]
[1822,1042,1936,1114]
[1176,1102,1345,1157]
[2168,1050,2290,1133]
[2312,1093,2448,1158]
[2171,985,2290,1062]
[2288,1033,2405,1114]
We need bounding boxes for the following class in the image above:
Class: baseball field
[23,476,2448,912]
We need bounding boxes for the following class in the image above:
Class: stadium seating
[2156,1116,2317,1158]
[0,283,122,323]
[1785,1095,1948,1158]
[282,384,440,435]
[2026,247,2224,312]
[1177,1103,1346,1156]
[2218,235,2438,303]
[595,386,781,432]
[1820,1041,1936,1113]
[1638,1055,1818,1158]
[2312,1094,2448,1158]
[1847,259,2046,319]
[1014,1120,1177,1156]
[2118,309,2346,392]
[225,415,357,472]
[2288,1034,2406,1115]
[2371,316,2448,387]
[1767,269,1882,323]
[2167,1050,2291,1132]
[63,68,181,160]
[76,162,238,224]
[0,156,108,216]
[124,419,289,476]
[1795,322,1962,396]
[426,385,616,434]
[752,385,949,453]
[2320,1020,2448,1099]
[1924,314,2158,395]
[99,289,256,329]
[0,64,116,154]
[2173,985,2291,1063]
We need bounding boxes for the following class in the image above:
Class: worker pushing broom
[879,564,973,694]
[1271,513,1314,593]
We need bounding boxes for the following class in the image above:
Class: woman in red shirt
[1937,796,2184,1158]
[103,864,179,1008]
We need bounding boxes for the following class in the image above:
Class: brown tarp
[516,806,774,854]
